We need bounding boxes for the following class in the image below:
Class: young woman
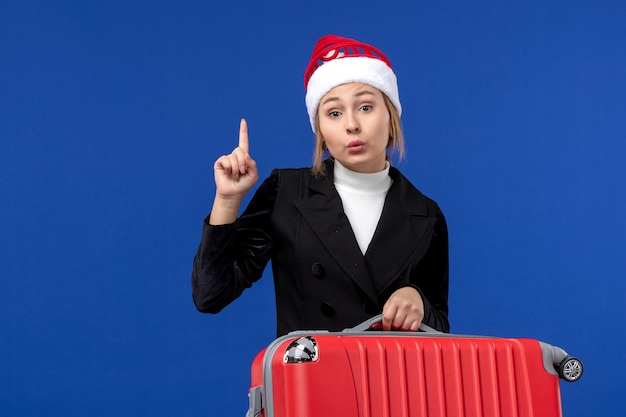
[192,35,449,336]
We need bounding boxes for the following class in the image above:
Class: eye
[360,105,372,112]
[328,111,341,118]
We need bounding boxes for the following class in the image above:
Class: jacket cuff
[201,214,238,251]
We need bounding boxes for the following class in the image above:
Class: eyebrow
[321,90,376,106]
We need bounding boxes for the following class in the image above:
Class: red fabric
[304,35,393,89]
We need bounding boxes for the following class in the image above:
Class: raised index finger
[238,118,249,154]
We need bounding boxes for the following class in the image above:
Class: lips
[347,140,365,153]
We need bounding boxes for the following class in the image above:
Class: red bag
[246,316,582,417]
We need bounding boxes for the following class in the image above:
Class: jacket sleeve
[191,170,279,313]
[411,205,450,332]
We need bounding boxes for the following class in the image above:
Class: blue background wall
[2,1,624,416]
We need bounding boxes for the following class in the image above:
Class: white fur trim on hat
[305,56,401,133]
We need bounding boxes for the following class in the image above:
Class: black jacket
[192,160,449,336]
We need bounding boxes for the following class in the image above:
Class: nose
[345,112,360,134]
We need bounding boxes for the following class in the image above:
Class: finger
[396,314,417,331]
[228,152,248,180]
[244,154,259,181]
[215,155,233,174]
[221,146,246,176]
[381,304,397,331]
[392,312,409,331]
[216,152,241,181]
[238,118,249,154]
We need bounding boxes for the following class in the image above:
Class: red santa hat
[304,34,402,133]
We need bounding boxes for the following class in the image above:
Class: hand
[213,119,258,199]
[381,287,424,331]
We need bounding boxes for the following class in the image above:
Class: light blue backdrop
[2,1,624,416]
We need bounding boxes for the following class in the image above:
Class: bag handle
[343,314,441,333]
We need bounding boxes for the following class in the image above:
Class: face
[317,83,391,173]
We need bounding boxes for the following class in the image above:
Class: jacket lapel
[364,168,436,293]
[293,167,379,304]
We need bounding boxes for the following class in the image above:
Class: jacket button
[363,301,379,315]
[311,262,325,278]
[320,302,335,317]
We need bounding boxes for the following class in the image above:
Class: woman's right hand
[209,119,258,225]
[214,119,258,199]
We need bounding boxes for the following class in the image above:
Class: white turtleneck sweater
[333,161,393,255]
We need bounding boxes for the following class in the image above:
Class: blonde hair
[311,93,405,177]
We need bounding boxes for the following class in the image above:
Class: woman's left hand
[381,287,424,331]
